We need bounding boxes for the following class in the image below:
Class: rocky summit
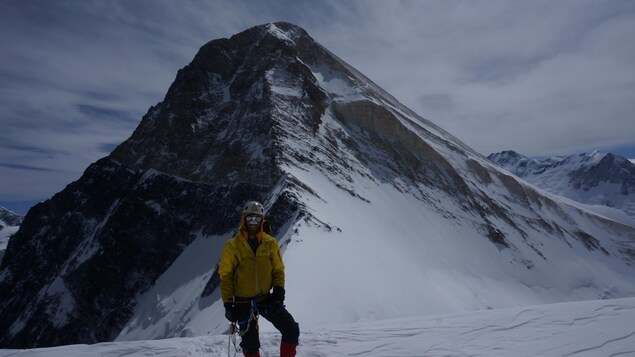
[2,23,635,348]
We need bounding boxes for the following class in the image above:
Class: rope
[228,299,260,356]
[239,300,259,336]
[228,322,238,357]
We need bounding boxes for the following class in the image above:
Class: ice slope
[4,297,635,356]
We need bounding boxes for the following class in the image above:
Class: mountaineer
[219,201,299,357]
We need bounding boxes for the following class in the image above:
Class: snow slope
[116,159,635,341]
[3,297,635,356]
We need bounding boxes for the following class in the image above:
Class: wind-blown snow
[2,297,634,356]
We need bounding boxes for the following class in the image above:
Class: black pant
[236,299,299,354]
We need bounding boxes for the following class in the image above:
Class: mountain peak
[488,150,526,161]
[109,19,461,192]
[263,22,304,40]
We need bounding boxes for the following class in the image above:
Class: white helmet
[243,201,265,216]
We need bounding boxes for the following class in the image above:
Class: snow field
[2,297,634,356]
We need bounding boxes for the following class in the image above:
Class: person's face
[245,214,263,235]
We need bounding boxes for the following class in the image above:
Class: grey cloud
[77,104,139,124]
[419,94,455,112]
[0,163,61,173]
[0,143,61,157]
[1,0,634,202]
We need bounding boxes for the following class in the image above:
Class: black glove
[224,302,236,322]
[266,286,285,316]
[270,286,285,302]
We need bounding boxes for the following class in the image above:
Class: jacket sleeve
[218,240,237,303]
[270,238,285,289]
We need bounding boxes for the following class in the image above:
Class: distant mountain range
[488,150,635,218]
[0,207,23,227]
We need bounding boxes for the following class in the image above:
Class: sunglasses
[245,215,262,224]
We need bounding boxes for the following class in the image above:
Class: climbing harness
[228,299,260,357]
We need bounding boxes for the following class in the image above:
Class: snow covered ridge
[0,207,23,227]
[0,207,22,265]
[488,150,635,218]
[2,297,635,357]
[2,22,635,350]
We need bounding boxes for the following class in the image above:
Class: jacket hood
[238,212,265,241]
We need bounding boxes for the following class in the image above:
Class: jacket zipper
[254,240,260,295]
[245,237,261,296]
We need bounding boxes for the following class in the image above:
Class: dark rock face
[0,158,288,347]
[109,23,329,189]
[0,23,314,348]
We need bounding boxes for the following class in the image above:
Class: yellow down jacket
[218,219,285,303]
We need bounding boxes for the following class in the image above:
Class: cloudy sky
[1,0,634,213]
